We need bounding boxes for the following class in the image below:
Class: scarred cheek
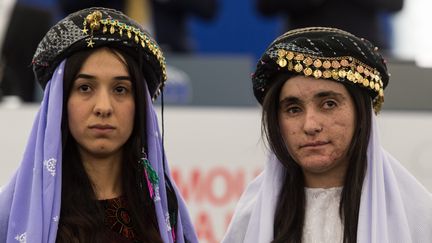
[328,149,345,162]
[330,128,353,160]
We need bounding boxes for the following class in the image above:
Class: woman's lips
[88,124,115,134]
[300,141,330,148]
[89,124,115,129]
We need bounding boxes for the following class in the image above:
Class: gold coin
[375,83,380,91]
[313,70,322,78]
[295,54,305,61]
[332,70,339,80]
[323,61,332,69]
[304,57,313,66]
[341,59,349,67]
[277,58,287,67]
[313,59,322,68]
[294,63,304,72]
[347,70,355,81]
[332,60,341,69]
[277,49,287,57]
[287,52,295,60]
[363,78,369,87]
[304,68,313,76]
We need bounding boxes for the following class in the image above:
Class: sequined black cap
[252,27,389,112]
[32,7,166,100]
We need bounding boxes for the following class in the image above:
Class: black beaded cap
[252,27,389,112]
[32,7,166,100]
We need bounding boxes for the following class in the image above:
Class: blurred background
[1,0,432,242]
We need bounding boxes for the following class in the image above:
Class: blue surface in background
[188,0,282,61]
[19,0,282,62]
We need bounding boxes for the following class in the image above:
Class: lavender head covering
[0,7,197,243]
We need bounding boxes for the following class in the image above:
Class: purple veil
[0,60,197,243]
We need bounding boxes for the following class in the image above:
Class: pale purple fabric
[143,81,198,243]
[0,61,65,243]
[0,60,198,243]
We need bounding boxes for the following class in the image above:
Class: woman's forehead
[79,49,129,73]
[279,76,349,100]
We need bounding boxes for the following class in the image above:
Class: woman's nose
[93,90,113,117]
[303,110,323,135]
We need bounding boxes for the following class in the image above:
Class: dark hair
[56,47,163,242]
[262,73,371,243]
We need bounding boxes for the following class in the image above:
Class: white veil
[222,112,432,243]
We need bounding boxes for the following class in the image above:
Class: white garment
[222,112,432,243]
[303,187,343,243]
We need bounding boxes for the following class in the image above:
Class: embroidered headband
[252,27,390,112]
[32,7,166,100]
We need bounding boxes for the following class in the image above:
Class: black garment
[256,0,403,50]
[100,196,143,243]
[0,4,52,102]
[59,0,219,53]
[100,195,186,243]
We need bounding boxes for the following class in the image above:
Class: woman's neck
[303,169,346,188]
[80,151,123,200]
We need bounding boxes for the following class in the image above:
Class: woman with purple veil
[0,7,197,243]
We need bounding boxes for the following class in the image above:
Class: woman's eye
[285,106,302,114]
[289,107,301,113]
[78,85,91,93]
[323,100,337,109]
[114,86,128,94]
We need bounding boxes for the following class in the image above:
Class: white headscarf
[222,112,432,243]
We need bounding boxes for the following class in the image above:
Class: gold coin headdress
[252,27,390,113]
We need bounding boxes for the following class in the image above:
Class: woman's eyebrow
[75,73,95,80]
[314,91,345,100]
[74,73,131,81]
[113,76,131,81]
[279,96,302,106]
